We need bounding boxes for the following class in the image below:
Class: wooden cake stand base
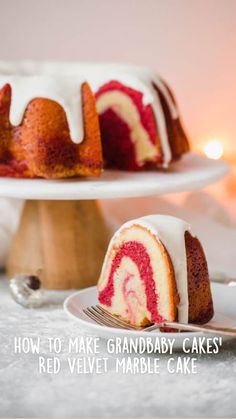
[6,200,109,289]
[0,154,228,289]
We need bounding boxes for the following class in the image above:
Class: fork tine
[90,306,132,330]
[92,306,134,330]
[86,307,120,328]
[144,323,162,332]
[84,305,153,331]
[83,307,123,329]
[83,308,107,326]
[95,305,139,330]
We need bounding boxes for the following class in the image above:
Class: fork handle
[146,321,236,337]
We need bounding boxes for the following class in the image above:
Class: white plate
[64,283,236,350]
[0,153,228,200]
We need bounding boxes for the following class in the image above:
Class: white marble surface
[0,275,236,419]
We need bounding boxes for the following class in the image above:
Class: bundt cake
[0,62,190,178]
[98,215,214,327]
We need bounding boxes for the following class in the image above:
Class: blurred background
[1,0,236,160]
[0,0,236,247]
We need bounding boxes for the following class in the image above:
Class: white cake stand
[3,153,228,289]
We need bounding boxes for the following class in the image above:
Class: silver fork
[83,305,236,337]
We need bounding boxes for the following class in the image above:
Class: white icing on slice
[112,215,191,323]
[148,84,172,168]
[86,65,175,166]
[152,75,178,119]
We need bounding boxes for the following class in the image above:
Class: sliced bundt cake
[0,62,190,178]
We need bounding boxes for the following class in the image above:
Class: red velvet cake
[98,215,214,327]
[96,77,189,170]
[0,62,190,178]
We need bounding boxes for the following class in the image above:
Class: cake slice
[98,215,214,326]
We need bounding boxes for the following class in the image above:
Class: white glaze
[0,61,178,163]
[0,74,85,143]
[111,215,191,323]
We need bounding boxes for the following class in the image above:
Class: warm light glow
[204,140,224,160]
